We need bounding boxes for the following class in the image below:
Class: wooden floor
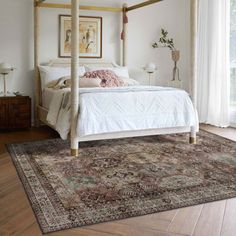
[0,125,236,236]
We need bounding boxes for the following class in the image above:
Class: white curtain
[197,0,230,127]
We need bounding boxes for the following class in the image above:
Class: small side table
[0,95,31,130]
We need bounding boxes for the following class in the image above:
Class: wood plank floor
[0,125,236,236]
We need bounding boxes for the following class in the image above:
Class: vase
[171,50,181,81]
[172,50,180,62]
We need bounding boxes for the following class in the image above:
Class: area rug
[7,130,236,234]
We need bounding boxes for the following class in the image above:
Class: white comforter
[47,86,198,139]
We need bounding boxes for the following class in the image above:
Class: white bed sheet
[44,86,199,139]
[42,88,55,109]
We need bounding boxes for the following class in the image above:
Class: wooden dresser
[0,96,31,130]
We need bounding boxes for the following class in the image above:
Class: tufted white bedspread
[45,86,199,139]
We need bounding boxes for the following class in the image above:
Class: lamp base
[147,72,155,86]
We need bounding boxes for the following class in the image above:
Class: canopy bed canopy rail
[126,0,163,12]
[37,3,123,12]
[35,0,164,13]
[35,0,122,12]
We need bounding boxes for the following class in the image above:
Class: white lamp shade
[0,63,13,75]
[145,63,157,73]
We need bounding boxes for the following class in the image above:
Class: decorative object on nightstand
[152,28,181,82]
[0,95,31,130]
[171,50,180,82]
[0,63,15,96]
[144,62,157,85]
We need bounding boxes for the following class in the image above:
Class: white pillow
[48,76,101,89]
[119,77,140,86]
[85,66,130,78]
[79,77,101,88]
[38,66,86,90]
[65,77,101,88]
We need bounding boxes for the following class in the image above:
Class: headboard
[46,59,119,68]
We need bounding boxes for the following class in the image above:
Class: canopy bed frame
[34,0,198,156]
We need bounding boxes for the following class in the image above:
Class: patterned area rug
[7,130,236,234]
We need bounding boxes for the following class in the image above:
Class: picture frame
[59,15,102,58]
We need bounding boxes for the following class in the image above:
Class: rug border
[6,143,47,235]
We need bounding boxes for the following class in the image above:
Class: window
[230,0,236,126]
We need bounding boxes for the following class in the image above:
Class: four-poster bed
[34,0,198,157]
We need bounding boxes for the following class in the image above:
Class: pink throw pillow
[84,70,124,87]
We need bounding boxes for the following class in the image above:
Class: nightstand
[0,95,31,130]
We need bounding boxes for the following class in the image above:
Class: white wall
[0,0,190,121]
[127,0,191,90]
[0,0,34,98]
[39,8,121,64]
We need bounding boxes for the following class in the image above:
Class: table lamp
[0,63,14,96]
[144,63,157,85]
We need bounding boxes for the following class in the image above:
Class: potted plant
[152,29,180,81]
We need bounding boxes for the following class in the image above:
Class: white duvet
[46,86,199,139]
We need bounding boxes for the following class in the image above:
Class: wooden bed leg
[189,126,197,144]
[189,137,197,144]
[71,138,79,157]
[71,148,79,157]
[71,136,79,157]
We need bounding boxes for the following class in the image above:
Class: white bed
[42,88,54,110]
[34,1,198,156]
[41,85,198,141]
[37,60,198,147]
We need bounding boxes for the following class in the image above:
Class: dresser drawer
[0,96,31,130]
[0,99,8,129]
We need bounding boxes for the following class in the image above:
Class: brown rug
[7,130,236,234]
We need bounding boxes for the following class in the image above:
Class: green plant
[152,29,176,51]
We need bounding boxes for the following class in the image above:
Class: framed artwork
[59,15,102,58]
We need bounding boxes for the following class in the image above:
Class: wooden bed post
[122,3,128,66]
[190,0,198,144]
[34,0,40,127]
[71,0,80,157]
